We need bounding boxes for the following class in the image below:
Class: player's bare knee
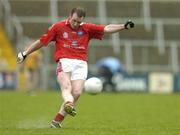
[61,82,72,91]
[72,90,82,97]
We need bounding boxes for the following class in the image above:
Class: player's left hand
[124,20,135,29]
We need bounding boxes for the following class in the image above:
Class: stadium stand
[1,0,180,72]
[0,0,180,65]
[0,24,16,71]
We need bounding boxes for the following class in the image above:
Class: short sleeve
[39,23,58,46]
[84,23,105,40]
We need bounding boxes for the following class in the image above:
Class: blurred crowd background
[0,0,180,93]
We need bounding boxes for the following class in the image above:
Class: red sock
[53,113,64,123]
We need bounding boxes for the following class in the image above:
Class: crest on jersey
[77,31,83,36]
[63,32,68,38]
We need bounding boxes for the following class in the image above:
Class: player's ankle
[53,113,65,123]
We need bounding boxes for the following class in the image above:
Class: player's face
[69,13,84,29]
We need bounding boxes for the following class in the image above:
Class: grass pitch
[0,91,180,135]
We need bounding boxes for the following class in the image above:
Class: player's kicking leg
[64,79,85,118]
[71,79,85,103]
[64,101,77,116]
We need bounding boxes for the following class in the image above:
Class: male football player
[17,7,134,128]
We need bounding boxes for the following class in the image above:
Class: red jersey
[40,19,105,62]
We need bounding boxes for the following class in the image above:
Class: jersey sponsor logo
[63,32,68,38]
[72,41,78,47]
[77,31,83,36]
[63,43,85,49]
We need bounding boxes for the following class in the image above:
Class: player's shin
[58,102,68,116]
[61,90,74,103]
[72,91,82,103]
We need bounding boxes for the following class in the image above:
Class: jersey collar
[65,18,70,26]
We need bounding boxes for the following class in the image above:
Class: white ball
[84,77,103,94]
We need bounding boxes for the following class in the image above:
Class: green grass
[0,91,180,135]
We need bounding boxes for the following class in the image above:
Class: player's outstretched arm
[17,39,43,64]
[104,20,134,34]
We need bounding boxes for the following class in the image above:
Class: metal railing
[1,0,13,39]
[0,0,24,51]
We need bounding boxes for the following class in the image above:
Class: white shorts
[56,58,88,80]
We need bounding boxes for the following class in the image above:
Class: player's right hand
[17,52,27,64]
